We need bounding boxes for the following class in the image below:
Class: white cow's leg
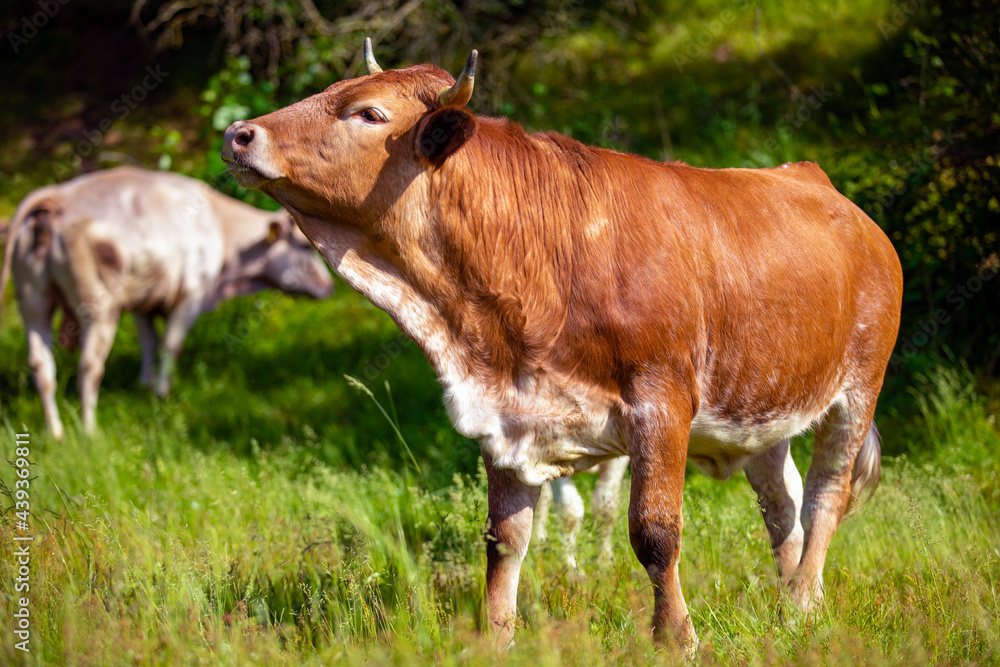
[78,309,120,434]
[551,476,585,569]
[154,300,201,397]
[483,447,541,648]
[23,304,63,440]
[592,456,629,565]
[791,398,877,613]
[134,312,160,387]
[14,252,64,440]
[745,438,804,586]
[532,481,553,544]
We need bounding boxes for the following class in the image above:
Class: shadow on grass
[0,288,476,478]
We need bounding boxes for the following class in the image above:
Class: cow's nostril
[223,121,279,180]
[234,127,255,148]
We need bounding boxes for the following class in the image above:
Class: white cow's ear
[267,220,286,244]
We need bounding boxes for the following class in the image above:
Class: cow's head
[221,38,479,226]
[224,211,334,300]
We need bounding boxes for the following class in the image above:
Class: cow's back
[614,161,903,474]
[676,163,901,419]
[512,150,900,414]
[45,167,227,313]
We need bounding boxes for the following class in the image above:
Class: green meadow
[1,291,998,665]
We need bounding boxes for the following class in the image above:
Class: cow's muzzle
[222,120,284,186]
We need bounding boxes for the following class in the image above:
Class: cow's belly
[686,402,834,480]
[469,405,822,486]
[448,367,841,485]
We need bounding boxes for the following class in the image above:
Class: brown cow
[1,167,333,440]
[222,40,902,651]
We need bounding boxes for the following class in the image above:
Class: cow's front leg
[155,299,202,397]
[626,403,697,653]
[593,456,630,566]
[134,312,160,387]
[482,448,540,648]
[550,477,585,569]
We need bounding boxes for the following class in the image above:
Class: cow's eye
[357,108,386,123]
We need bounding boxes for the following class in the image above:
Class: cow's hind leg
[78,308,121,434]
[791,398,880,613]
[21,298,63,440]
[626,400,697,653]
[13,249,64,439]
[745,438,804,585]
[482,448,541,648]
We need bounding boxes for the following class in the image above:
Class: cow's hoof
[652,617,699,659]
[788,575,824,617]
[490,619,517,651]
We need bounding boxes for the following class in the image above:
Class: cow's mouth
[224,159,270,189]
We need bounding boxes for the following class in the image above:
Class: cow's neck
[297,213,472,368]
[208,234,268,305]
[301,211,515,439]
[297,131,658,437]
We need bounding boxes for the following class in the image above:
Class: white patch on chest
[301,219,626,486]
[450,373,627,486]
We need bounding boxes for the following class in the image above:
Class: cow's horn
[364,37,382,75]
[438,49,478,108]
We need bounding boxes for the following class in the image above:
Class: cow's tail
[0,189,60,320]
[848,420,882,514]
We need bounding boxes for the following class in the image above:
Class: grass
[0,288,470,479]
[0,286,998,665]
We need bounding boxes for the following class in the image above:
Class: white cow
[1,167,333,439]
[533,457,630,569]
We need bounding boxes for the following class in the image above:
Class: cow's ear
[267,219,287,244]
[415,107,477,167]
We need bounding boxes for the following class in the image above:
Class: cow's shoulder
[774,160,836,189]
